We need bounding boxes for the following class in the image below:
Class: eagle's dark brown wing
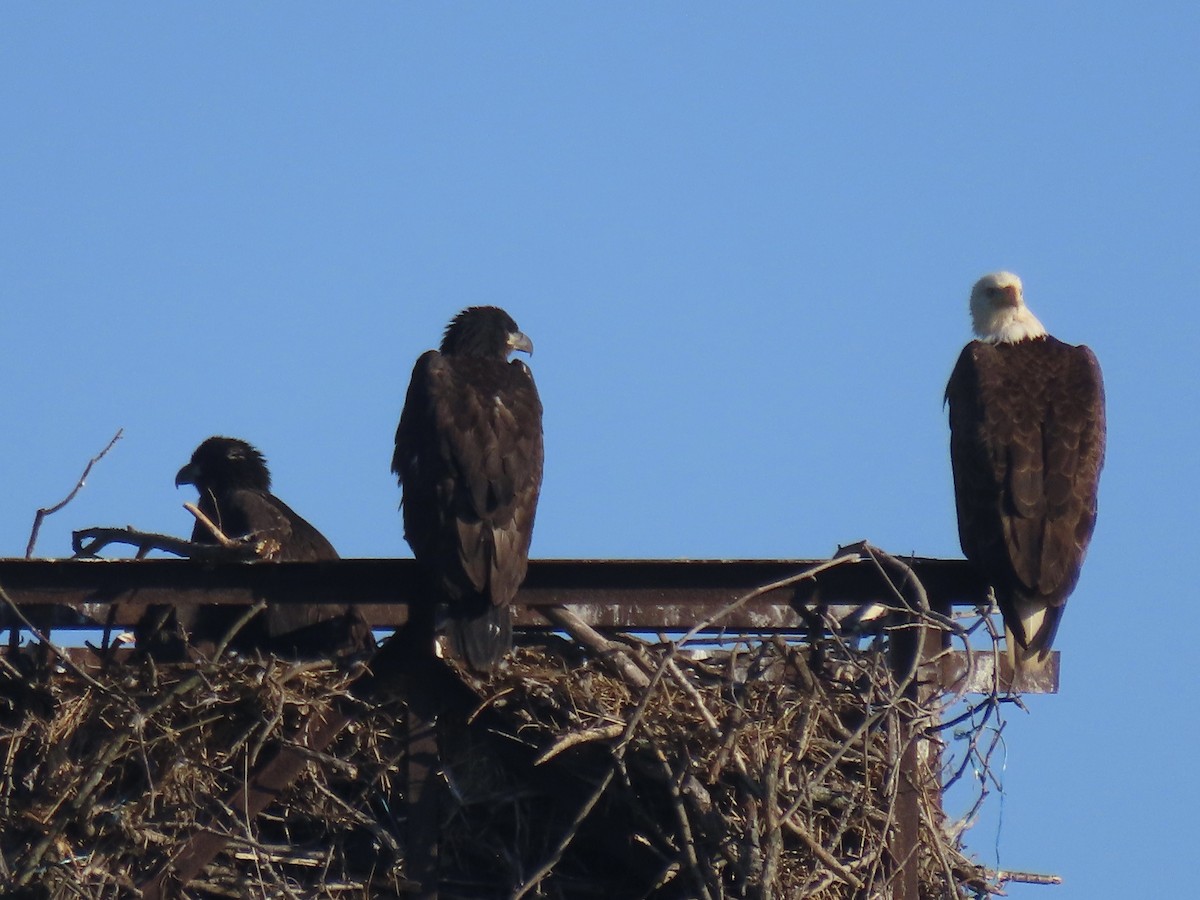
[139,436,370,660]
[189,487,337,561]
[189,487,368,656]
[947,337,1105,667]
[393,350,544,669]
[219,488,342,630]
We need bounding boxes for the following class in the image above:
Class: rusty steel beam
[939,647,1060,695]
[404,683,445,900]
[0,556,991,632]
[882,554,951,900]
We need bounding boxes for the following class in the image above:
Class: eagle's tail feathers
[449,602,512,673]
[1004,611,1054,692]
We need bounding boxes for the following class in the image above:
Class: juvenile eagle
[946,272,1106,683]
[139,436,366,657]
[393,307,544,672]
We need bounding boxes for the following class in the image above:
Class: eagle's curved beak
[175,463,199,488]
[999,285,1021,308]
[507,330,534,356]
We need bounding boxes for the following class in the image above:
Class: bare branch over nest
[71,508,275,561]
[183,502,244,549]
[72,525,258,560]
[26,428,123,558]
[539,604,652,688]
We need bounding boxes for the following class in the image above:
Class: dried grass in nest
[443,634,996,899]
[0,651,408,899]
[0,626,998,899]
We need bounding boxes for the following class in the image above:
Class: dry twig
[26,428,123,558]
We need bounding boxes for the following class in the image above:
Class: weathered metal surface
[0,558,414,629]
[884,558,950,900]
[0,556,991,631]
[939,648,1061,695]
[405,693,443,900]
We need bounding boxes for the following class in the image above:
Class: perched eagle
[946,272,1106,683]
[392,306,544,672]
[138,436,367,658]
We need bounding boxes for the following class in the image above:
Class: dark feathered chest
[453,357,539,400]
[445,358,543,440]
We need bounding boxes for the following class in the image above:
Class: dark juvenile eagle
[392,306,544,672]
[139,436,367,658]
[946,272,1106,683]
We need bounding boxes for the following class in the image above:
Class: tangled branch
[26,428,123,558]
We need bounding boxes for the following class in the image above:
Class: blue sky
[2,5,1196,896]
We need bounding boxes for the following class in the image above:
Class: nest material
[0,650,407,898]
[446,636,995,899]
[0,628,996,899]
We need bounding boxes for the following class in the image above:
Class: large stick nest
[0,624,999,898]
[1,650,407,898]
[443,632,996,899]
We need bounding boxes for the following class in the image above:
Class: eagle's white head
[969,271,1048,343]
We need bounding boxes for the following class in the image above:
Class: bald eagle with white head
[946,272,1106,686]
